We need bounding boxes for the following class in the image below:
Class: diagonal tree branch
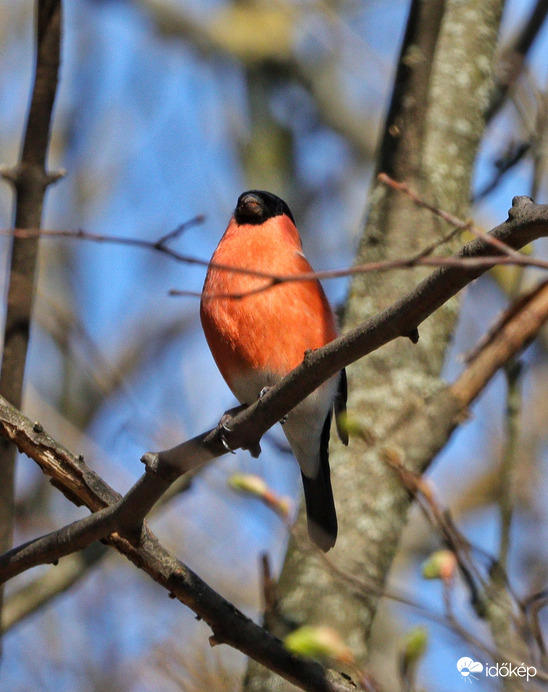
[486,0,548,122]
[1,542,108,634]
[0,197,547,689]
[0,397,359,692]
[1,195,548,586]
[1,472,195,633]
[1,236,548,688]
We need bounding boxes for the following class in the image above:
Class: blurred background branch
[0,0,62,653]
[2,0,548,689]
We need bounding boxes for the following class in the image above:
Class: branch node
[140,451,160,472]
[209,634,222,647]
[46,168,66,185]
[509,195,534,217]
[120,522,145,547]
[0,162,62,191]
[303,348,316,365]
[406,327,420,344]
[0,165,20,185]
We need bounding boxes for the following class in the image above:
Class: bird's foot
[217,404,246,454]
[259,386,287,425]
[217,404,262,458]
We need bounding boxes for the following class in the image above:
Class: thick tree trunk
[244,0,504,688]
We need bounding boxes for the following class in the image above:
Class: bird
[200,190,347,551]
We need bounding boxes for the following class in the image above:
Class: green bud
[284,625,354,665]
[422,550,457,581]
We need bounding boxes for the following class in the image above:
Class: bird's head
[234,190,295,226]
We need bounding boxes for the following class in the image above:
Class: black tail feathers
[301,412,337,551]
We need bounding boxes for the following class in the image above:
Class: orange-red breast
[200,190,347,551]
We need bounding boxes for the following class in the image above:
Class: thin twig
[385,462,546,680]
[5,196,548,304]
[378,172,525,259]
[154,214,205,247]
[0,197,546,590]
[499,362,522,568]
[1,198,548,686]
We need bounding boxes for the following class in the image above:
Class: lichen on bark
[244,0,504,689]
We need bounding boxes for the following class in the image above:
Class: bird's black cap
[234,190,295,226]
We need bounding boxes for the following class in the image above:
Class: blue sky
[1,0,547,689]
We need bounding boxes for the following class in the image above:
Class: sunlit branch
[3,196,548,588]
[173,254,548,300]
[378,173,525,259]
[0,399,357,692]
[4,182,548,304]
[1,197,548,688]
[0,197,546,582]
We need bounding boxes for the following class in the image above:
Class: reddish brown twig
[5,198,548,304]
[378,172,526,259]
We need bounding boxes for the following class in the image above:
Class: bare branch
[0,198,548,687]
[487,0,548,122]
[0,401,358,692]
[4,190,548,306]
[2,470,197,634]
[2,195,548,586]
[1,543,108,633]
[0,0,63,645]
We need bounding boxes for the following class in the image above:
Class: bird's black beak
[236,193,264,219]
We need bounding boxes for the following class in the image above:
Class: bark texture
[0,0,62,649]
[245,0,504,688]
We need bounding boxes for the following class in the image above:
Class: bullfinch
[200,190,347,551]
